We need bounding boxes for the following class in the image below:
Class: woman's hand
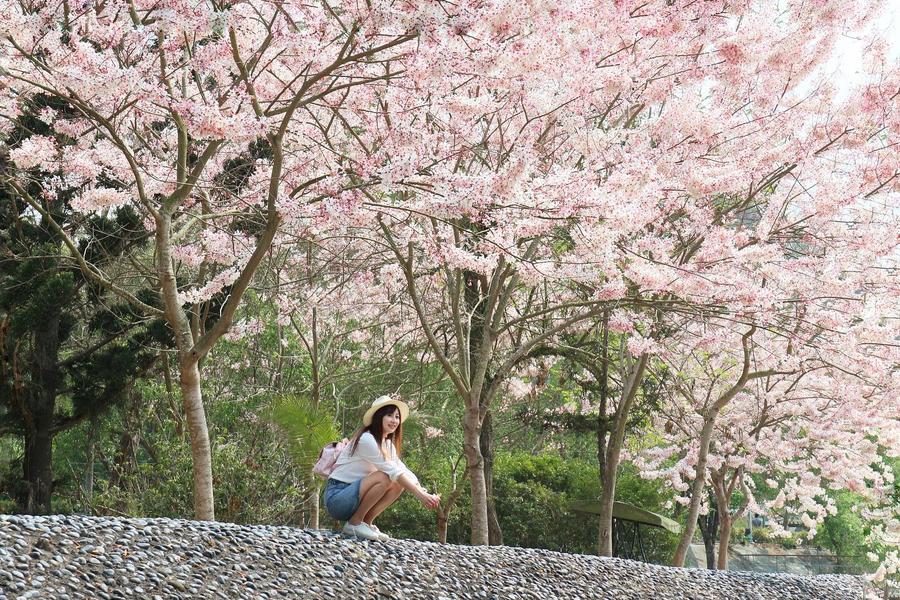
[417,489,441,510]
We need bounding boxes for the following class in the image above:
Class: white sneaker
[369,524,390,541]
[342,522,382,541]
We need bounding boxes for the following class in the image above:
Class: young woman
[324,395,440,541]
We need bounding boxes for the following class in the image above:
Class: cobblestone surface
[0,514,867,599]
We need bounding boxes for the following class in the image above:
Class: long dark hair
[350,404,404,459]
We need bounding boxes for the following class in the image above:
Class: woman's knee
[362,471,390,491]
[371,471,390,485]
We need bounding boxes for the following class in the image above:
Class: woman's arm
[384,440,439,509]
[396,471,440,509]
[355,434,439,508]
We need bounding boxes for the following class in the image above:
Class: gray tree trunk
[698,499,718,570]
[22,313,61,515]
[309,478,321,529]
[672,415,718,566]
[597,353,648,556]
[178,358,215,521]
[463,404,488,545]
[480,410,503,545]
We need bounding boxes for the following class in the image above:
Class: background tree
[269,395,338,529]
[0,97,167,513]
[638,318,898,568]
[0,0,432,520]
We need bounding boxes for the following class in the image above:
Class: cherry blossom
[1,0,896,560]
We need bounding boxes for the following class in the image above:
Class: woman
[324,395,441,541]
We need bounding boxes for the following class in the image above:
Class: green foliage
[269,395,339,472]
[747,467,894,571]
[493,452,598,553]
[813,490,880,573]
[7,269,76,338]
[47,378,309,525]
[372,450,678,562]
[79,206,149,266]
[0,438,22,512]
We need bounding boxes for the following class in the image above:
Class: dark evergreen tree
[0,96,169,514]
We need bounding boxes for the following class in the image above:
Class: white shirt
[329,432,418,485]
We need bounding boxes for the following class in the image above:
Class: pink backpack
[312,439,349,479]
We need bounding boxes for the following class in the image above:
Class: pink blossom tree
[637,301,899,569]
[0,0,435,519]
[3,1,897,549]
[350,0,899,547]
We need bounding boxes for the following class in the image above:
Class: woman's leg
[348,471,391,525]
[364,481,404,524]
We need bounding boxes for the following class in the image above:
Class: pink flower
[505,378,532,400]
[718,43,745,65]
[626,335,660,357]
[70,188,132,213]
[10,136,57,170]
[424,426,444,439]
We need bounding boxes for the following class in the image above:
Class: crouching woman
[324,395,440,541]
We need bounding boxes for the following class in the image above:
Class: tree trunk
[157,211,216,521]
[596,312,610,554]
[673,328,759,567]
[597,311,610,478]
[83,417,97,510]
[596,450,619,556]
[480,409,503,546]
[436,488,465,544]
[717,511,732,570]
[22,414,53,515]
[712,474,736,571]
[598,353,649,556]
[698,500,719,570]
[672,414,718,566]
[435,458,466,544]
[437,513,450,543]
[595,424,609,555]
[463,404,488,545]
[486,485,502,546]
[179,357,215,520]
[22,313,61,515]
[461,265,492,546]
[309,477,320,529]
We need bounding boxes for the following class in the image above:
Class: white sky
[829,0,900,98]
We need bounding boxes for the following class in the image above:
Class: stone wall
[0,515,867,599]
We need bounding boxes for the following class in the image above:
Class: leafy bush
[493,452,598,553]
[374,450,677,562]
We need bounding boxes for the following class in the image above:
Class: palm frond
[269,395,339,472]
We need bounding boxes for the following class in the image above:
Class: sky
[829,0,900,98]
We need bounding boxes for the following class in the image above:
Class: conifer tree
[0,97,167,513]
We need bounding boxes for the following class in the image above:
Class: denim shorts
[324,478,362,521]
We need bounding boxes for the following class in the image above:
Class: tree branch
[377,216,470,399]
[7,180,164,317]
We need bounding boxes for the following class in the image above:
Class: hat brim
[363,398,410,427]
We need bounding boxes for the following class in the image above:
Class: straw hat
[363,395,410,427]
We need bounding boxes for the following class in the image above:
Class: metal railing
[728,553,898,599]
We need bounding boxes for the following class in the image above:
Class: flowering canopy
[1,0,897,562]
